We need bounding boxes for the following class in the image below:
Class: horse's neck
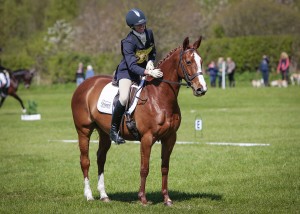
[12,73,22,80]
[13,70,27,79]
[143,51,182,106]
[157,49,182,97]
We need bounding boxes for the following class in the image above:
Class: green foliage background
[0,0,299,83]
[200,35,299,72]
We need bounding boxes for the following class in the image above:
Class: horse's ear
[193,36,202,49]
[183,37,189,50]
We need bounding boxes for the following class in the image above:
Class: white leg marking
[84,177,94,201]
[97,173,108,199]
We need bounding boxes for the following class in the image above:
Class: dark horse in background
[71,36,207,206]
[0,66,35,112]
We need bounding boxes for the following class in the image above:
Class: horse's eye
[186,61,192,65]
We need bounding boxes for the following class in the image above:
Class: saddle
[97,78,146,140]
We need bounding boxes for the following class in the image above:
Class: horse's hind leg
[96,128,111,202]
[78,128,94,201]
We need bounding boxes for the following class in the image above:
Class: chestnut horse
[0,68,35,112]
[71,36,207,206]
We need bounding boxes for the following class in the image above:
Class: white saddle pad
[97,78,145,115]
[97,82,119,114]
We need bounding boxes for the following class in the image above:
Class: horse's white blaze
[194,52,207,91]
[97,173,108,199]
[84,177,94,201]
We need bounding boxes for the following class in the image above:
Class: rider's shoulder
[123,32,136,43]
[145,28,153,35]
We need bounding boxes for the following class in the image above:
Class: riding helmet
[126,9,147,27]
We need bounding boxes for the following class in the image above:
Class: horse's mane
[157,46,182,67]
[12,69,31,78]
[13,69,28,73]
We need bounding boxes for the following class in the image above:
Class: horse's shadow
[95,190,222,204]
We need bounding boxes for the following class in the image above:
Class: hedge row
[1,35,299,84]
[199,35,299,73]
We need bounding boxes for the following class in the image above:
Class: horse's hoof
[84,191,94,201]
[140,201,148,206]
[164,200,173,206]
[100,197,110,202]
[139,196,148,206]
[86,196,94,201]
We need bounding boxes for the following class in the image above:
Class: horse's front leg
[138,135,153,205]
[10,93,26,112]
[0,96,5,108]
[161,133,176,206]
[96,129,111,202]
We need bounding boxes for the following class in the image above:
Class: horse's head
[179,36,207,96]
[24,68,35,88]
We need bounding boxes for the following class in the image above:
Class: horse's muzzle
[194,87,207,96]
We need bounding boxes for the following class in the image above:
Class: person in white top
[0,69,10,96]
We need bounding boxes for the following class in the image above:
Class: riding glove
[148,69,163,78]
[146,60,154,70]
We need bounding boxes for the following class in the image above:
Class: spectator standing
[85,65,94,79]
[259,55,270,86]
[76,62,84,86]
[277,52,290,82]
[226,57,236,87]
[207,61,218,87]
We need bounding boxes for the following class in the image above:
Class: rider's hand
[147,68,163,78]
[146,60,154,70]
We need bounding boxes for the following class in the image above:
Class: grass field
[0,82,299,213]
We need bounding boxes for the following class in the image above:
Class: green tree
[44,0,80,27]
[214,0,300,37]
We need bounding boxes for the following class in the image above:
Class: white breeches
[118,78,132,106]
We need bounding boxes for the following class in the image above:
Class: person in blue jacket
[207,61,218,87]
[110,8,163,144]
[85,65,94,79]
[259,55,270,86]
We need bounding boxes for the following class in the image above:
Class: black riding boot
[110,100,126,144]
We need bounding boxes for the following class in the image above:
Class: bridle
[158,48,203,87]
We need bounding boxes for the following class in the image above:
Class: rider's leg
[110,78,131,144]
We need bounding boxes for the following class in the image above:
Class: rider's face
[134,24,146,33]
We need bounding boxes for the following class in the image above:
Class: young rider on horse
[110,8,163,144]
[0,66,10,97]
